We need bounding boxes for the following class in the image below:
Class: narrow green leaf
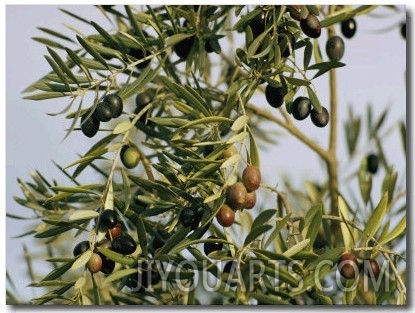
[231,115,249,132]
[32,37,66,49]
[251,209,277,231]
[313,38,323,64]
[306,86,322,113]
[312,62,346,79]
[248,129,260,167]
[338,196,354,248]
[104,268,137,285]
[304,203,322,250]
[358,157,372,204]
[71,250,93,270]
[247,27,270,59]
[263,213,291,249]
[76,35,109,69]
[166,33,194,47]
[157,228,189,255]
[69,210,99,221]
[244,225,273,246]
[38,27,74,42]
[41,260,75,282]
[47,47,78,84]
[23,92,67,100]
[304,40,313,70]
[118,65,160,101]
[378,215,406,246]
[44,55,69,90]
[180,116,232,129]
[136,216,148,256]
[361,192,388,244]
[284,76,311,86]
[283,239,310,257]
[113,120,132,134]
[95,247,136,266]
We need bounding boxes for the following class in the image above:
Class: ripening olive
[360,258,381,280]
[216,204,235,227]
[337,253,359,279]
[106,221,122,240]
[87,253,103,273]
[226,182,248,210]
[300,14,321,38]
[242,166,261,192]
[245,192,256,209]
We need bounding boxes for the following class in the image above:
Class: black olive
[99,210,118,229]
[73,241,90,256]
[112,235,137,255]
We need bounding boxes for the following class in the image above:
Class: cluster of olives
[80,93,123,138]
[217,165,262,227]
[265,86,330,128]
[73,210,137,274]
[337,253,381,281]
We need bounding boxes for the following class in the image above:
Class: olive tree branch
[245,102,330,162]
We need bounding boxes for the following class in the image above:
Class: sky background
[5,4,408,305]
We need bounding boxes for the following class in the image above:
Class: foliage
[9,5,406,305]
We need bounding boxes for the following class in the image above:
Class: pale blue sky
[5,5,408,303]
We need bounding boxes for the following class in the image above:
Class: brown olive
[87,253,103,273]
[242,166,261,192]
[216,204,235,227]
[226,182,248,210]
[337,253,359,279]
[245,191,256,209]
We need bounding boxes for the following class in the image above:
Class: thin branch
[245,103,330,161]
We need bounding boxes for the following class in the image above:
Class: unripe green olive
[222,145,238,159]
[121,146,140,169]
